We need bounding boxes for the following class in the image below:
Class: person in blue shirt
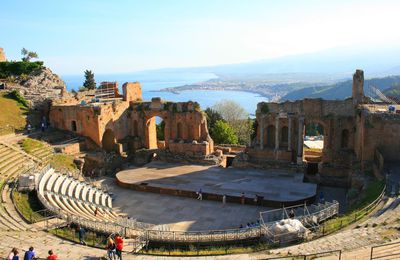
[23,247,37,260]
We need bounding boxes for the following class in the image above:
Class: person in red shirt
[46,250,57,260]
[114,234,123,260]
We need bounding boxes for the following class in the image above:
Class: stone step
[2,185,34,231]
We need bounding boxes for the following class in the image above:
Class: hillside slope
[282,75,400,101]
[0,93,27,135]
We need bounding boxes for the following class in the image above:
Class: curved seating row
[37,169,117,223]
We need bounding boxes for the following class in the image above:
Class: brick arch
[144,113,168,150]
[102,129,116,152]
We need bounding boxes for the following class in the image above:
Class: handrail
[35,167,340,243]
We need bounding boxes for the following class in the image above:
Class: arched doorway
[303,122,324,173]
[71,121,77,132]
[341,129,349,148]
[146,116,166,150]
[265,125,275,148]
[280,126,288,148]
[102,129,116,152]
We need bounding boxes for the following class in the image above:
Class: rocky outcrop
[9,67,71,110]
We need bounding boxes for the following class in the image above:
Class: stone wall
[50,94,214,156]
[356,112,400,162]
[0,48,6,62]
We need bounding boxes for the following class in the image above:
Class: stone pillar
[259,115,264,149]
[275,116,279,150]
[288,116,292,151]
[297,117,305,164]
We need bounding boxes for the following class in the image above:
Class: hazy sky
[1,0,399,75]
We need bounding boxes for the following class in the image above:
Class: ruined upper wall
[0,48,6,62]
[256,98,355,117]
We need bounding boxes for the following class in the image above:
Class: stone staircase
[0,142,38,232]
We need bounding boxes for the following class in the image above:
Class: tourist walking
[222,194,226,205]
[78,225,86,245]
[197,188,202,200]
[6,247,17,260]
[11,249,19,260]
[23,246,37,260]
[106,237,117,260]
[46,250,58,260]
[115,233,124,260]
[94,207,99,216]
[240,192,245,205]
[27,123,31,134]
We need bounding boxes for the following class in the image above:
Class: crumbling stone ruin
[48,69,400,181]
[50,82,214,157]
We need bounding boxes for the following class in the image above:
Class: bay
[61,71,267,115]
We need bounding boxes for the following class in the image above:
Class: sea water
[61,71,267,115]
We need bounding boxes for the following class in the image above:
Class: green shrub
[0,61,43,78]
[5,90,29,108]
[260,103,269,114]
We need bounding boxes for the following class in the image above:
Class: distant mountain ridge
[281,75,400,101]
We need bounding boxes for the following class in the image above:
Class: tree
[156,120,165,141]
[83,70,96,90]
[212,100,253,145]
[204,107,224,136]
[212,120,238,144]
[21,48,38,62]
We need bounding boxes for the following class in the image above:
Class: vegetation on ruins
[212,100,253,145]
[260,103,269,114]
[21,48,39,62]
[12,189,46,223]
[83,69,96,90]
[204,107,224,137]
[156,120,165,141]
[212,120,238,144]
[6,90,29,108]
[0,60,43,79]
[321,179,385,235]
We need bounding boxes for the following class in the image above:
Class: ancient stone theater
[49,70,400,179]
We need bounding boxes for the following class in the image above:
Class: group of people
[239,220,261,229]
[26,116,48,134]
[6,246,57,260]
[105,233,124,260]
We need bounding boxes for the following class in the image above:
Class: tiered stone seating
[37,169,117,223]
[0,143,34,180]
[17,140,54,164]
[0,143,37,231]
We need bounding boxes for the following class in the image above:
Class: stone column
[275,116,279,150]
[259,115,264,149]
[288,116,292,151]
[297,117,305,164]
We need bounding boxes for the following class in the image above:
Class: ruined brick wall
[251,98,356,165]
[123,82,142,102]
[356,112,400,161]
[50,96,214,155]
[0,48,6,62]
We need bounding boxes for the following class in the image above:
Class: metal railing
[263,249,342,260]
[370,240,400,259]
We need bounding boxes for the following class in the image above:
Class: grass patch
[50,153,77,172]
[0,93,27,135]
[321,179,385,234]
[141,242,272,256]
[49,226,108,248]
[20,138,45,154]
[12,189,46,223]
